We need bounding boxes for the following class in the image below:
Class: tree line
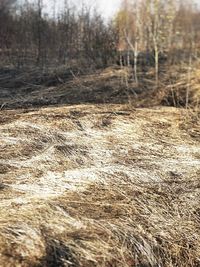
[0,0,200,74]
[0,0,117,68]
[115,0,200,84]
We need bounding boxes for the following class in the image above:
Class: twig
[0,103,6,110]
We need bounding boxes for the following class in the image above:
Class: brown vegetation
[0,64,199,110]
[0,104,199,267]
[0,1,200,266]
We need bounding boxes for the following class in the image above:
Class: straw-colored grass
[0,104,199,266]
[161,65,200,109]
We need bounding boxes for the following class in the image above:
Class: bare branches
[0,1,117,68]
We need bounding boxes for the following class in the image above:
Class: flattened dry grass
[0,105,199,267]
[0,173,200,266]
[51,176,200,267]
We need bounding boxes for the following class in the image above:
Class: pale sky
[42,0,122,20]
[82,0,121,19]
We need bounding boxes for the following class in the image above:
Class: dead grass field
[0,103,199,267]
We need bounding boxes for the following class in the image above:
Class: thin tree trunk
[125,33,138,84]
[37,0,42,65]
[134,41,138,84]
[155,44,159,87]
[186,55,192,109]
[127,50,130,66]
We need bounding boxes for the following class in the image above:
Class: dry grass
[152,64,200,109]
[0,104,199,266]
[1,63,200,111]
[160,65,200,109]
[0,66,131,109]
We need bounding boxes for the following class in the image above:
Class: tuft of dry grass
[161,66,200,109]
